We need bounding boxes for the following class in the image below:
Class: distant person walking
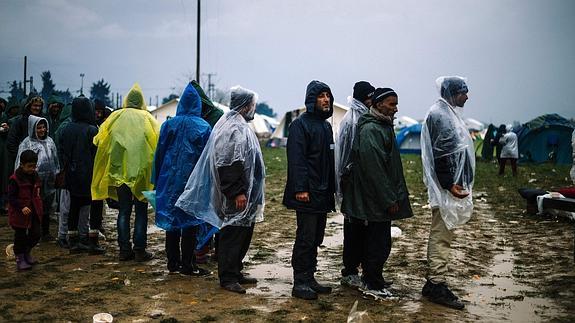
[498,125,518,176]
[283,80,335,300]
[420,76,475,310]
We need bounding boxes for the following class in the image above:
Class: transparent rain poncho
[335,96,369,209]
[176,86,265,229]
[421,76,475,230]
[16,115,60,195]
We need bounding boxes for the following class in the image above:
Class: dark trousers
[117,184,148,251]
[342,216,367,277]
[90,200,104,231]
[362,221,392,290]
[13,214,41,254]
[292,212,327,284]
[41,193,55,235]
[499,158,517,176]
[68,195,92,231]
[218,224,254,285]
[166,226,197,272]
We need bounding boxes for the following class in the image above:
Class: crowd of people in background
[3,76,478,310]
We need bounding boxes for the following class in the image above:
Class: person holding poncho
[16,115,60,241]
[92,84,159,262]
[420,76,475,310]
[153,82,212,276]
[176,86,265,294]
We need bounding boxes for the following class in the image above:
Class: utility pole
[204,73,216,100]
[80,73,85,95]
[196,0,201,82]
[23,56,27,95]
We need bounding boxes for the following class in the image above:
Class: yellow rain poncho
[91,83,160,201]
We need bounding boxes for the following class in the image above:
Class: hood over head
[230,86,258,121]
[48,95,64,106]
[304,80,334,119]
[59,102,72,122]
[71,95,95,123]
[27,115,49,139]
[123,83,147,110]
[191,80,217,116]
[436,76,468,100]
[176,82,202,117]
[24,93,44,115]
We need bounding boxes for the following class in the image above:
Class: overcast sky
[1,0,573,124]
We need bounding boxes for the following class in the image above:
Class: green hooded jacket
[46,95,64,137]
[191,80,224,127]
[341,113,413,222]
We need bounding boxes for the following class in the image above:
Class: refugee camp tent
[269,102,349,145]
[465,118,485,132]
[515,114,575,165]
[395,115,419,131]
[395,123,422,154]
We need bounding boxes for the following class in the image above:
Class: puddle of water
[466,245,561,322]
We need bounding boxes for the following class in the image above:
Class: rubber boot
[16,254,32,271]
[88,230,105,255]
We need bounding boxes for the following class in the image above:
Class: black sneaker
[424,281,465,310]
[57,238,69,249]
[119,250,135,261]
[309,278,332,294]
[292,284,318,300]
[134,250,153,262]
[422,280,434,297]
[222,282,246,294]
[180,267,211,277]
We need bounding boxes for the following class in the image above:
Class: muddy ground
[1,149,574,322]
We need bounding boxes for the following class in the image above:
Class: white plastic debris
[391,226,402,239]
[92,313,113,323]
[347,300,372,323]
[5,244,14,259]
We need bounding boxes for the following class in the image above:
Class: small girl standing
[9,150,43,270]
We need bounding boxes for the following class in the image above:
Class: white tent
[465,118,485,131]
[271,102,349,142]
[394,115,419,131]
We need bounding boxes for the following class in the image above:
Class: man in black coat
[283,80,335,300]
[58,96,102,254]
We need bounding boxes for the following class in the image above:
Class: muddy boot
[88,230,105,255]
[292,283,318,300]
[24,249,38,265]
[16,254,32,271]
[68,231,89,254]
[309,277,332,294]
[119,249,135,261]
[422,280,465,310]
[134,249,153,262]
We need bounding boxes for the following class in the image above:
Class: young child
[15,116,60,241]
[8,150,43,271]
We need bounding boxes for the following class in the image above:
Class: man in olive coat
[342,87,413,298]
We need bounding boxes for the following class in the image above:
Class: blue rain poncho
[15,115,60,196]
[176,86,265,229]
[421,76,475,230]
[153,83,212,231]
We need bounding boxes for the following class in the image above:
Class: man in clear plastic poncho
[176,86,265,294]
[153,82,212,276]
[420,76,475,310]
[335,81,375,290]
[92,84,159,262]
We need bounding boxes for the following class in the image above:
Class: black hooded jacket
[283,80,336,213]
[6,97,44,161]
[57,97,98,197]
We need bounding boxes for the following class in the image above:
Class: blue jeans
[117,184,148,251]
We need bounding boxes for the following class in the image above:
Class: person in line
[283,80,335,300]
[342,87,414,298]
[15,116,59,242]
[92,84,159,262]
[46,95,64,137]
[154,82,212,276]
[177,86,265,294]
[8,150,43,271]
[420,76,475,310]
[336,81,375,290]
[498,125,518,176]
[58,96,103,254]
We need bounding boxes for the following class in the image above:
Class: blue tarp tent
[515,114,574,165]
[396,123,422,154]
